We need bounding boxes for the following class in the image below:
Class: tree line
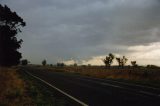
[103,53,138,68]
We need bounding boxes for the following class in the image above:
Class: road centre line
[78,78,160,97]
[139,91,158,97]
[82,76,159,90]
[77,78,124,88]
[100,82,123,88]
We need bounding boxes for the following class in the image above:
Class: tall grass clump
[0,67,33,106]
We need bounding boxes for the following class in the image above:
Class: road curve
[21,67,160,106]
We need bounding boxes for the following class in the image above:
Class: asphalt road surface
[21,67,160,106]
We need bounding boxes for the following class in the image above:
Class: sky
[1,0,160,66]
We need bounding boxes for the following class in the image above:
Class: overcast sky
[1,0,160,65]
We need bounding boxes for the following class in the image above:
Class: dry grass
[36,66,160,81]
[0,67,33,106]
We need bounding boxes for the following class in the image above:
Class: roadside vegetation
[0,67,33,105]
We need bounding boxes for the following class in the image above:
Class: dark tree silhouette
[103,53,114,68]
[57,62,65,67]
[116,56,128,68]
[116,58,121,67]
[147,64,159,69]
[42,59,47,66]
[131,61,137,67]
[73,63,77,67]
[21,59,29,65]
[0,4,26,66]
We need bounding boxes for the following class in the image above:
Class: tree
[116,58,121,67]
[116,56,128,68]
[103,53,114,68]
[131,61,137,67]
[57,62,65,67]
[0,4,26,66]
[21,59,29,66]
[73,63,77,67]
[147,64,159,69]
[42,60,47,66]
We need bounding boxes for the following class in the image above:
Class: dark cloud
[1,0,160,64]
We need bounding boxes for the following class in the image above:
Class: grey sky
[1,0,160,65]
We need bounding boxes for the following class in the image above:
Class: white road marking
[106,80,160,90]
[78,78,160,97]
[100,82,123,88]
[79,78,123,89]
[80,76,160,90]
[25,71,89,106]
[139,91,158,96]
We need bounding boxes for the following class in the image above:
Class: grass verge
[0,67,33,106]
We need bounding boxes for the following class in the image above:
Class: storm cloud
[1,0,160,65]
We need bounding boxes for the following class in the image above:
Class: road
[22,67,160,106]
